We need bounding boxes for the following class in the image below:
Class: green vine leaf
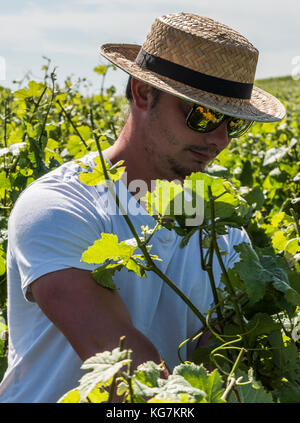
[91,263,123,290]
[151,374,206,402]
[79,347,130,401]
[230,243,269,304]
[141,179,184,217]
[82,233,161,280]
[134,361,162,388]
[58,388,81,403]
[229,370,274,403]
[141,172,249,231]
[77,156,125,186]
[173,363,225,403]
[86,386,110,403]
[82,233,136,264]
[245,313,281,346]
[14,80,50,99]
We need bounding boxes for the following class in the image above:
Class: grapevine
[0,65,299,403]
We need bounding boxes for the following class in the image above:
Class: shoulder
[8,152,112,249]
[10,152,108,221]
[13,151,103,204]
[7,153,113,295]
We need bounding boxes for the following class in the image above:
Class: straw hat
[99,12,286,122]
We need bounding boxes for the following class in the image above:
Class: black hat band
[136,48,253,100]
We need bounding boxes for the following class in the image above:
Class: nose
[203,120,230,152]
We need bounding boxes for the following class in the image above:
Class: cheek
[146,103,185,149]
[144,144,157,161]
[144,144,154,155]
[166,133,180,146]
[158,123,182,147]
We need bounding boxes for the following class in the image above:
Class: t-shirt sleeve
[8,177,109,302]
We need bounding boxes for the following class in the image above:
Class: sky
[0,0,299,96]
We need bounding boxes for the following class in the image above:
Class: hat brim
[99,43,286,123]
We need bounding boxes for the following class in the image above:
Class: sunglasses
[186,104,253,138]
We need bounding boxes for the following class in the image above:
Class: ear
[131,78,153,110]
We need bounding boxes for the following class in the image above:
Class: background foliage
[0,62,299,402]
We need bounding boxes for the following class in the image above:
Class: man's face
[142,90,231,181]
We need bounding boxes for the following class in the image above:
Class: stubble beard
[145,97,207,181]
[145,139,207,182]
[167,156,206,180]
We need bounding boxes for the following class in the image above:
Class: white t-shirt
[0,151,250,403]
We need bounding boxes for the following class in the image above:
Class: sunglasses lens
[187,105,224,132]
[227,118,253,138]
[186,103,253,138]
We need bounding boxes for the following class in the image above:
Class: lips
[188,148,214,162]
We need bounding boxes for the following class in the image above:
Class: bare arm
[30,268,169,376]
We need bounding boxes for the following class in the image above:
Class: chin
[168,157,207,179]
[173,165,205,179]
[186,163,207,175]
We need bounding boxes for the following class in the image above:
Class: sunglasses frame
[185,103,253,138]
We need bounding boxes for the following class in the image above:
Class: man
[0,13,285,402]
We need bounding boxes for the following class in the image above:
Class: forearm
[80,321,168,374]
[31,268,169,377]
[67,297,170,378]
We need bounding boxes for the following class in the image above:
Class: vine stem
[290,207,300,237]
[221,376,236,402]
[150,263,207,327]
[228,347,246,377]
[20,84,48,144]
[208,187,248,338]
[208,187,252,368]
[4,98,8,148]
[221,347,245,402]
[199,230,224,328]
[30,86,48,124]
[108,336,126,402]
[213,239,246,336]
[37,70,57,149]
[57,99,90,151]
[125,350,135,403]
[94,136,207,327]
[3,98,9,213]
[95,137,145,248]
[19,84,48,156]
[143,222,161,245]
